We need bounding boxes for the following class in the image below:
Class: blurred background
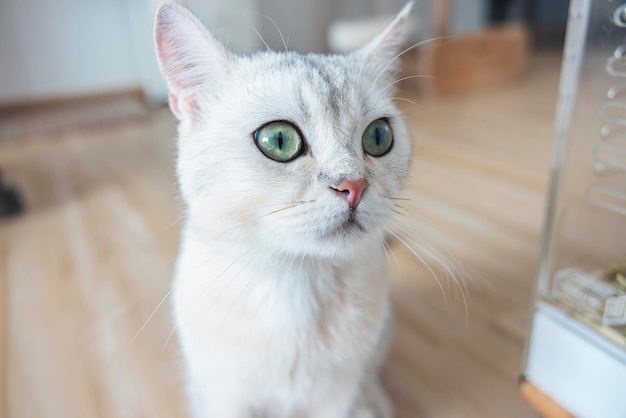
[0,0,570,108]
[3,0,623,417]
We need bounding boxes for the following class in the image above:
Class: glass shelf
[535,0,626,350]
[524,1,626,417]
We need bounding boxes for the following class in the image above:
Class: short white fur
[155,2,414,417]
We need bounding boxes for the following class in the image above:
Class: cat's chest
[173,239,388,353]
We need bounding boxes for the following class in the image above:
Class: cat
[154,2,413,417]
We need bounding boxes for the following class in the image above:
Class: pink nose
[331,179,369,209]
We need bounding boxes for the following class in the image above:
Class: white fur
[155,3,413,417]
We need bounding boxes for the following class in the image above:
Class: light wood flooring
[0,54,563,418]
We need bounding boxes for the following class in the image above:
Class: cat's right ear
[154,2,230,121]
[356,2,413,82]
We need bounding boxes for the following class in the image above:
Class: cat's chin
[317,216,368,242]
[295,220,383,259]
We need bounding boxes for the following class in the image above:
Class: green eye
[362,119,393,157]
[254,121,303,162]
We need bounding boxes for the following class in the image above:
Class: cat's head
[155,2,413,259]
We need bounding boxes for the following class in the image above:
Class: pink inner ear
[357,3,411,78]
[155,4,229,91]
[168,92,200,121]
[168,92,181,118]
[154,3,230,121]
[183,96,200,120]
[156,34,199,92]
[157,35,206,92]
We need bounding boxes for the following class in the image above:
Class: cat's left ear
[154,2,231,121]
[356,2,413,81]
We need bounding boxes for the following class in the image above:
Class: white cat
[154,2,413,417]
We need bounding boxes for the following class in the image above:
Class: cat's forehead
[232,52,388,135]
[249,52,352,83]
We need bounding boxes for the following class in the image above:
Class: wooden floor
[0,54,563,418]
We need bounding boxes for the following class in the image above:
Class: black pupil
[278,132,283,149]
[374,127,380,146]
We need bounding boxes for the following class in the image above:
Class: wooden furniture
[519,379,574,418]
[425,24,530,96]
[422,0,530,97]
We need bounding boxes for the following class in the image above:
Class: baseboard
[0,88,157,143]
[0,88,146,117]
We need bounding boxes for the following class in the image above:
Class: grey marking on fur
[317,171,344,187]
[296,87,312,125]
[304,57,346,124]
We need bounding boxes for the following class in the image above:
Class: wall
[257,0,328,53]
[0,0,139,104]
[0,0,260,106]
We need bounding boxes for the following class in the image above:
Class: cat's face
[155,3,413,258]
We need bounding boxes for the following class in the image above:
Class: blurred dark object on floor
[489,0,568,50]
[0,170,24,219]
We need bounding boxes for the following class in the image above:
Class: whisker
[161,327,177,352]
[286,21,294,50]
[389,216,470,324]
[392,208,404,216]
[382,239,391,266]
[157,201,311,349]
[195,225,282,301]
[160,212,187,232]
[220,248,289,327]
[386,228,448,307]
[136,238,241,342]
[252,11,288,52]
[133,287,175,341]
[162,225,282,352]
[381,75,438,94]
[383,238,401,273]
[262,200,315,216]
[393,204,438,223]
[238,16,271,51]
[392,203,407,210]
[353,12,399,96]
[219,267,261,327]
[205,229,282,303]
[285,252,298,275]
[370,35,456,93]
[297,253,306,279]
[391,97,421,107]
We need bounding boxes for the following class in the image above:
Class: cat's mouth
[318,210,367,240]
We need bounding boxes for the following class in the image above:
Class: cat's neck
[180,219,385,278]
[176,220,389,327]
